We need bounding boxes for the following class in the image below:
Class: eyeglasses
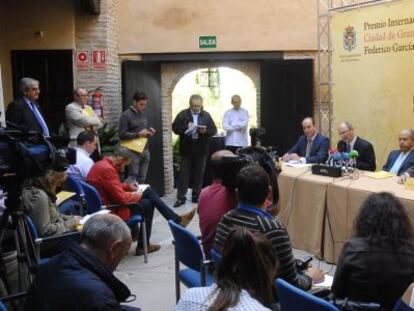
[30,87,40,91]
[77,94,88,98]
[339,129,350,135]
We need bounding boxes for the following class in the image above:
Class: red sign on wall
[76,51,89,70]
[93,50,106,69]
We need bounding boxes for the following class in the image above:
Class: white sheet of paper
[284,162,313,168]
[313,274,333,288]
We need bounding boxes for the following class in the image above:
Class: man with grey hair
[24,214,138,311]
[337,121,376,171]
[383,129,414,176]
[87,146,196,256]
[6,77,50,136]
[65,87,103,147]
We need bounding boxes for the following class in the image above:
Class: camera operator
[21,157,81,257]
[198,150,238,258]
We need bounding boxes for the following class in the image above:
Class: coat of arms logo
[343,25,356,51]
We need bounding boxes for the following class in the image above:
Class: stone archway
[160,61,260,194]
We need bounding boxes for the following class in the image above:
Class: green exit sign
[199,36,217,49]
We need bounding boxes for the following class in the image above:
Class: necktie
[306,139,313,157]
[346,143,351,152]
[30,102,50,137]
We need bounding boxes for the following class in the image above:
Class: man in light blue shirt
[383,129,414,176]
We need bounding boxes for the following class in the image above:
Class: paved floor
[116,191,337,311]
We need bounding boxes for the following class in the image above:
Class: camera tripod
[0,192,38,308]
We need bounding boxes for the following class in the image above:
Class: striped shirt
[213,207,312,291]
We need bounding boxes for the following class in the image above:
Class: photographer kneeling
[21,157,80,257]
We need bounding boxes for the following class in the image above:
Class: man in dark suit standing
[6,77,49,137]
[282,117,329,164]
[337,121,376,171]
[172,94,217,207]
[383,129,414,176]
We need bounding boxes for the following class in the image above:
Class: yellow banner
[332,0,414,167]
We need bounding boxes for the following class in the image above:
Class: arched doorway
[161,62,260,194]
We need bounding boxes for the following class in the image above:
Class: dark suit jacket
[406,166,414,177]
[6,97,45,133]
[352,136,376,171]
[332,237,414,310]
[172,108,217,156]
[288,133,329,163]
[383,149,414,176]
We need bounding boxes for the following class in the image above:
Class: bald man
[337,121,376,171]
[383,129,414,176]
[283,117,329,164]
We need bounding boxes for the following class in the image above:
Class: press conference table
[277,165,414,264]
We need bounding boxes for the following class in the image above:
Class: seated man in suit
[383,129,414,176]
[6,77,50,137]
[337,121,376,171]
[282,117,329,164]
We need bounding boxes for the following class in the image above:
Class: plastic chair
[65,175,87,215]
[276,278,339,311]
[80,181,148,263]
[26,216,80,267]
[168,220,214,302]
[210,248,222,265]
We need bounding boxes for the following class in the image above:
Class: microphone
[342,152,350,171]
[325,147,337,165]
[349,150,359,169]
[337,140,347,153]
[332,152,342,163]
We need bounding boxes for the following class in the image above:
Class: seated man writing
[87,146,195,256]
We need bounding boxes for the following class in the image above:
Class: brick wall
[74,0,122,126]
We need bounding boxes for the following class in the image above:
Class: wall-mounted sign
[93,50,106,69]
[76,51,89,70]
[199,36,217,49]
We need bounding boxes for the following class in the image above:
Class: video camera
[0,126,76,210]
[221,146,280,205]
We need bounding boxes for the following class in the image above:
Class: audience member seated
[21,157,81,256]
[213,164,324,291]
[282,117,329,164]
[394,283,414,311]
[24,214,137,311]
[67,130,97,181]
[198,150,238,258]
[337,121,376,171]
[176,227,277,311]
[87,146,196,256]
[332,192,414,310]
[383,129,414,176]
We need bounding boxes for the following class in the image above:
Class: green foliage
[173,136,181,174]
[98,123,119,155]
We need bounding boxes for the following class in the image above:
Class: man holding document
[119,91,155,183]
[172,94,217,207]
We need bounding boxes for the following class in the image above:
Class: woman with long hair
[332,192,414,310]
[175,227,278,311]
[21,158,81,256]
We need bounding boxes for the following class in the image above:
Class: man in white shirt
[67,131,97,181]
[222,95,249,153]
[65,87,103,148]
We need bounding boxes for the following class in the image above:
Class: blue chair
[65,175,87,215]
[168,220,214,302]
[0,300,7,311]
[26,216,80,267]
[80,181,148,263]
[276,278,339,311]
[210,248,222,266]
